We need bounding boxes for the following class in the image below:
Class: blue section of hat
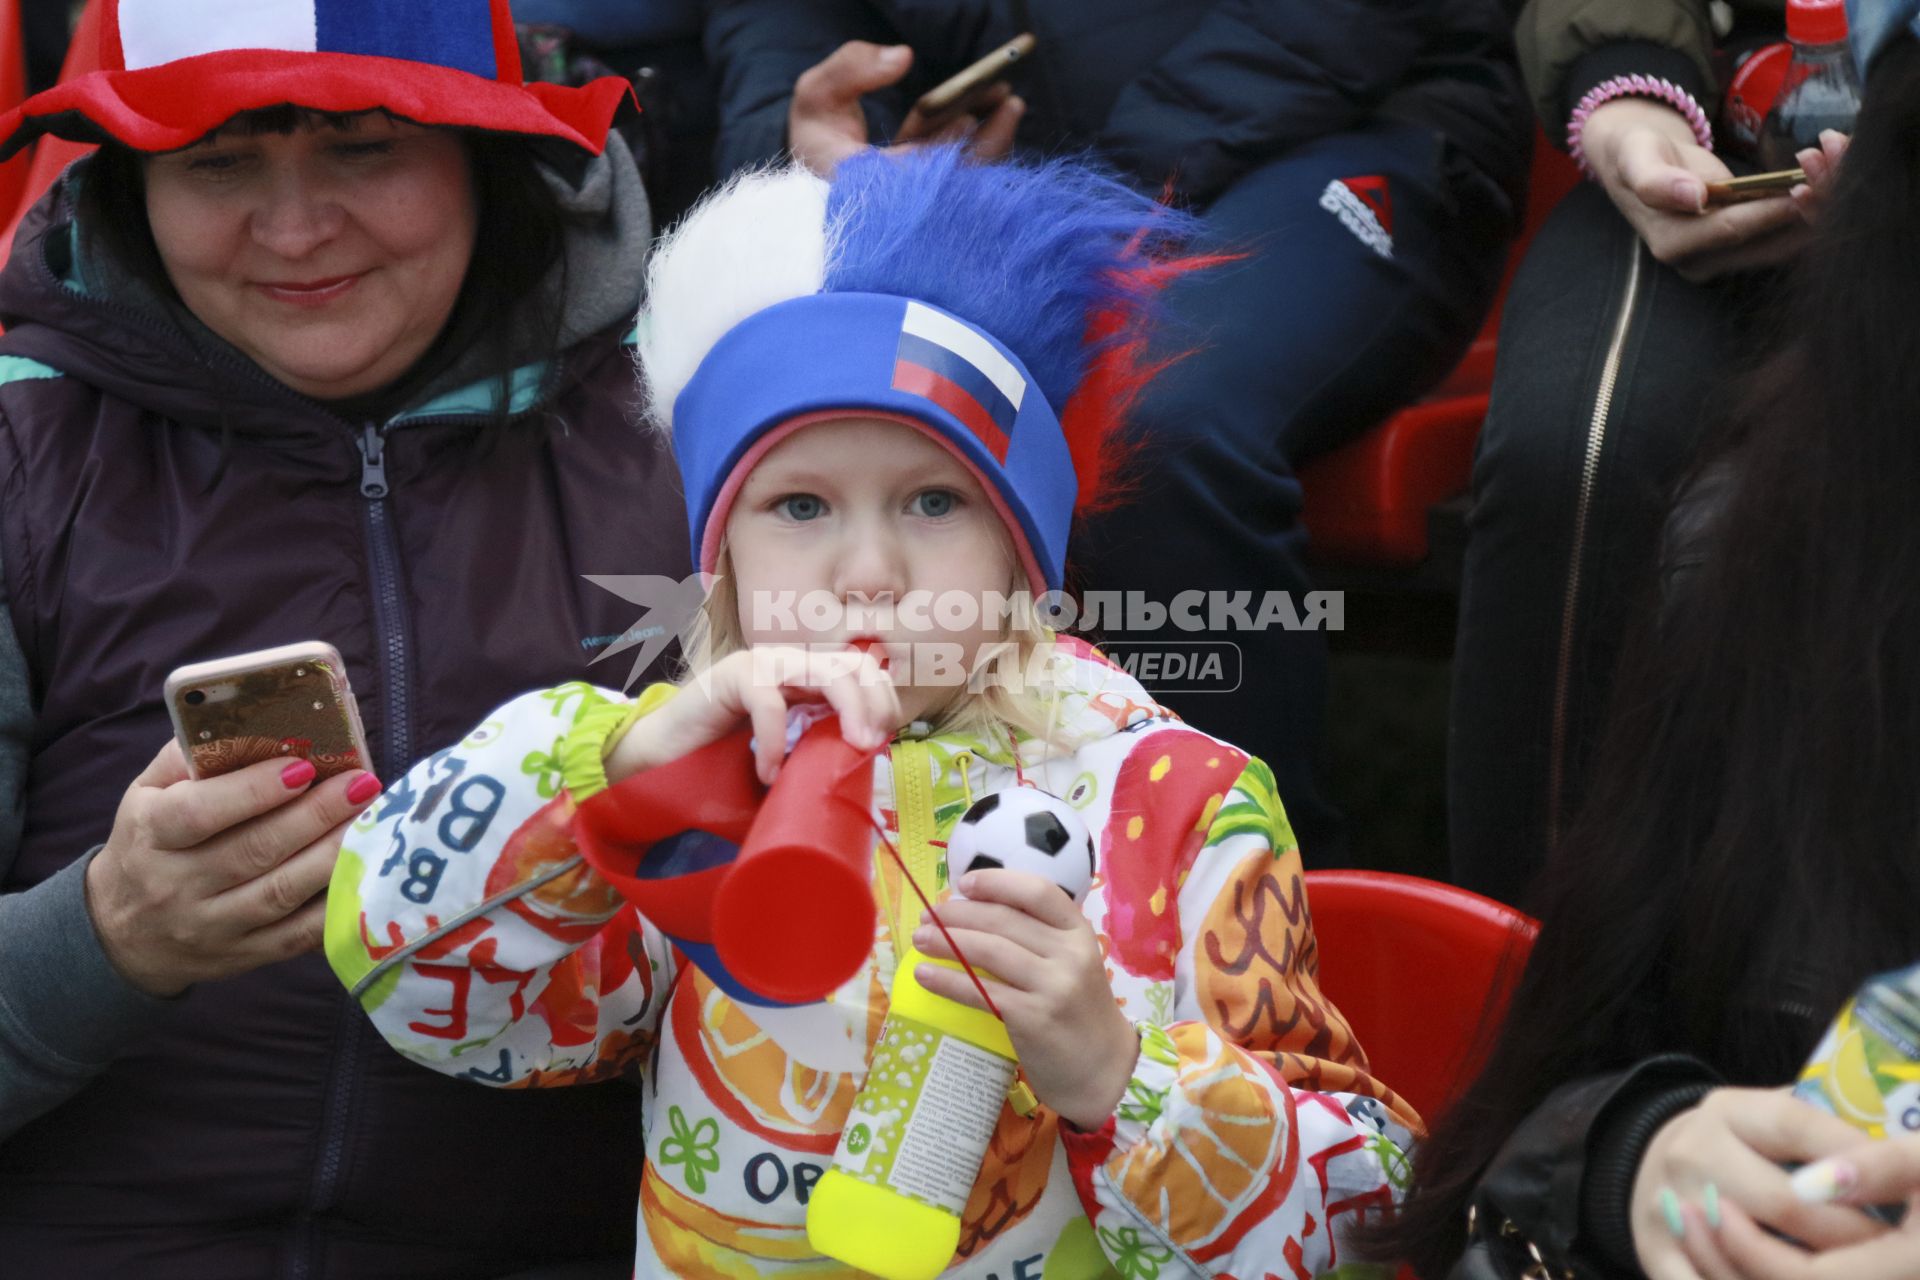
[316,0,498,79]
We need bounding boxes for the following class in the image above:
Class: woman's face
[143,116,478,403]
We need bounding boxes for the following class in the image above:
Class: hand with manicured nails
[1697,1138,1920,1278]
[1580,99,1844,282]
[911,868,1139,1131]
[1629,1087,1890,1280]
[606,646,900,788]
[87,742,383,997]
[786,40,1025,178]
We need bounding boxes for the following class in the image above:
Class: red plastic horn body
[713,719,877,1003]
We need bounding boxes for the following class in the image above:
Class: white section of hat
[118,0,319,71]
[902,300,1028,410]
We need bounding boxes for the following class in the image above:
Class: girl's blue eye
[334,141,395,159]
[184,153,241,173]
[912,490,959,518]
[779,494,825,521]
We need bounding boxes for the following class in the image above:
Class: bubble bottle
[807,788,1095,1280]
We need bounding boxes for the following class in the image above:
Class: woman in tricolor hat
[328,146,1421,1279]
[0,3,686,1275]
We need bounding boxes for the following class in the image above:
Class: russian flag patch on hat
[117,0,499,78]
[891,301,1027,463]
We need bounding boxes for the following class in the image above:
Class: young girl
[326,146,1416,1277]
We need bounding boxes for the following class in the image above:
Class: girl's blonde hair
[676,547,1077,755]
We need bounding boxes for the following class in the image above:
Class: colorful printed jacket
[326,637,1419,1278]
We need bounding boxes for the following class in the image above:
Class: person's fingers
[918,896,1057,960]
[233,894,331,973]
[201,769,380,890]
[144,754,324,849]
[133,738,192,789]
[1644,198,1806,275]
[210,820,346,931]
[1671,219,1812,282]
[792,41,912,114]
[1793,1141,1920,1210]
[913,959,1013,1014]
[743,684,791,787]
[898,81,1012,141]
[911,925,1040,989]
[1678,1199,1747,1280]
[1616,129,1709,213]
[966,95,1024,162]
[1798,145,1830,189]
[1819,128,1850,168]
[954,866,1084,929]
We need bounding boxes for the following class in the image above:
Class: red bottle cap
[1787,0,1849,46]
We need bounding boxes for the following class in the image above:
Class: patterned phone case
[172,656,368,780]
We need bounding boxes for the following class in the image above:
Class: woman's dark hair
[1378,34,1920,1277]
[74,106,569,426]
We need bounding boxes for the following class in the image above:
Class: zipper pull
[357,424,389,499]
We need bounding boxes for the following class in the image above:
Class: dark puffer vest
[0,181,689,1277]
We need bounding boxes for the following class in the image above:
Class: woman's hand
[606,645,900,787]
[911,868,1139,1131]
[86,742,383,997]
[1630,1087,1889,1280]
[1580,98,1815,282]
[1705,1137,1920,1277]
[786,40,1024,178]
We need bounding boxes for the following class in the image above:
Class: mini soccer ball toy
[945,787,1096,902]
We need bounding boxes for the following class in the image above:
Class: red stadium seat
[1304,869,1536,1125]
[0,0,30,227]
[1299,132,1582,567]
[0,0,102,263]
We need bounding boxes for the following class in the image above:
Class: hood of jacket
[0,131,651,441]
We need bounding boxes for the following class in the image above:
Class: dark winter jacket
[706,0,1531,210]
[0,139,689,1278]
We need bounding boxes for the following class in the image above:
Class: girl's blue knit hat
[636,146,1201,595]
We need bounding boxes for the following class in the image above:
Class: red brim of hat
[0,48,631,161]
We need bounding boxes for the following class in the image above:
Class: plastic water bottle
[1758,0,1863,169]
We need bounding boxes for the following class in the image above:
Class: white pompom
[636,162,834,436]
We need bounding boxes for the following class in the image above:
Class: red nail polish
[281,759,317,789]
[346,773,383,806]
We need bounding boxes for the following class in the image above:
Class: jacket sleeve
[1454,1056,1720,1279]
[704,0,911,178]
[1516,0,1719,137]
[325,682,679,1089]
[1093,0,1441,207]
[0,514,174,1142]
[1061,756,1422,1275]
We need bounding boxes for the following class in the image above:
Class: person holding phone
[1377,18,1920,1274]
[0,2,688,1276]
[1446,0,1856,909]
[705,0,1532,868]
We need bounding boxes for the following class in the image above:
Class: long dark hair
[74,106,569,426]
[1380,35,1920,1277]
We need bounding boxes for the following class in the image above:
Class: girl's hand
[911,868,1138,1130]
[87,741,383,996]
[1705,1138,1920,1277]
[1630,1087,1889,1280]
[606,645,900,786]
[1788,129,1850,225]
[1581,98,1810,282]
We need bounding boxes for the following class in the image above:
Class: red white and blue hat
[639,146,1201,596]
[0,0,629,160]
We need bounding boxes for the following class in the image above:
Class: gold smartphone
[1704,167,1807,205]
[165,641,370,781]
[910,33,1036,125]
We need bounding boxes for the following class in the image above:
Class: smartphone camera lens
[184,689,206,706]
